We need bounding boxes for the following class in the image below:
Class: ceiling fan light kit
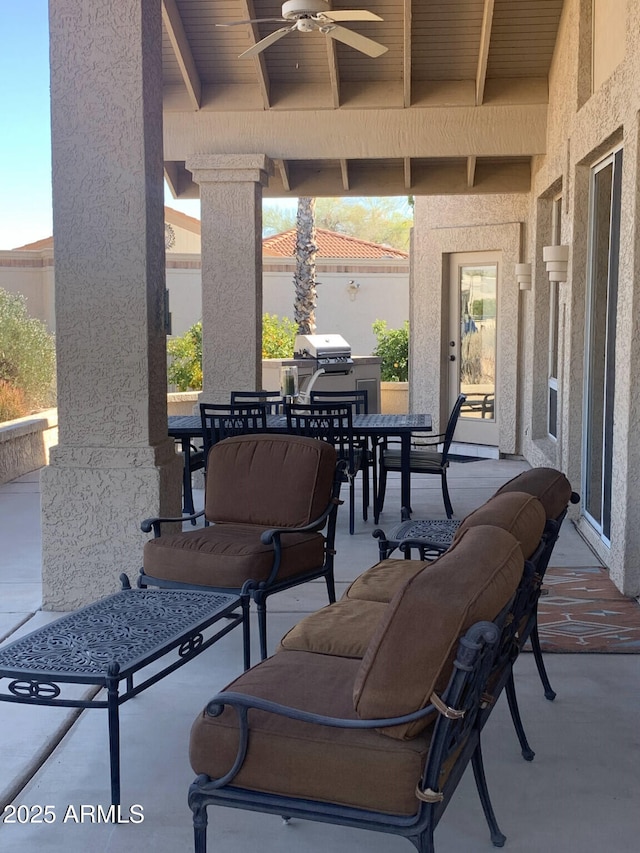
[219,1,388,59]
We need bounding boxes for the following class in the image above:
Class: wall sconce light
[346,279,361,301]
[515,263,532,291]
[542,245,569,282]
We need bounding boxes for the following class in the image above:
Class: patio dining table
[168,412,432,521]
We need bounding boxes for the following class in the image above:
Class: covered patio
[6,1,639,847]
[2,463,639,851]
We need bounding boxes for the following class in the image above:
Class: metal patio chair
[286,402,363,535]
[374,394,466,521]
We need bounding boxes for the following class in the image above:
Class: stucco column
[186,155,273,400]
[41,0,182,609]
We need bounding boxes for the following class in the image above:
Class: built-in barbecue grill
[294,334,354,374]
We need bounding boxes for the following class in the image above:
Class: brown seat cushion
[144,524,325,588]
[344,558,429,603]
[189,650,431,816]
[205,433,337,527]
[353,525,524,740]
[493,467,572,521]
[452,491,546,559]
[279,598,387,657]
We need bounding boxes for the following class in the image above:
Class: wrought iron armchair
[286,402,363,535]
[374,394,466,521]
[139,433,345,663]
[230,390,285,414]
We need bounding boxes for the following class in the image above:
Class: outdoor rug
[531,566,640,653]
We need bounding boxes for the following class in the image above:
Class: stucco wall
[412,194,528,442]
[2,249,408,355]
[412,0,640,594]
[264,259,409,356]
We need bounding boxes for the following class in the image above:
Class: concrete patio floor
[1,460,639,852]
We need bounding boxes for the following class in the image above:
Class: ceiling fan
[217,0,388,59]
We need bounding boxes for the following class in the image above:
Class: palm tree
[293,197,317,334]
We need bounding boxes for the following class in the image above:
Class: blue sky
[0,2,54,248]
[0,3,296,251]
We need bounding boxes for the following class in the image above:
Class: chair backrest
[205,433,338,528]
[440,393,467,461]
[286,403,356,473]
[310,389,368,414]
[199,403,268,464]
[230,390,285,414]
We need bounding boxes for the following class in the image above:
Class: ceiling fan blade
[321,11,383,22]
[238,26,294,58]
[325,24,388,57]
[217,18,286,27]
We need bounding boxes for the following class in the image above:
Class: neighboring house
[0,211,408,355]
[263,228,408,355]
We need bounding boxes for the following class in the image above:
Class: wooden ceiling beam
[476,0,495,106]
[340,159,350,191]
[467,155,477,187]
[276,159,291,192]
[404,157,412,190]
[239,0,271,108]
[403,0,412,108]
[165,104,547,159]
[326,38,341,108]
[161,0,201,110]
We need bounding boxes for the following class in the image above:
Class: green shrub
[167,321,203,391]
[262,313,297,359]
[167,315,298,391]
[372,319,409,382]
[0,288,56,417]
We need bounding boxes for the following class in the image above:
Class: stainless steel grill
[294,334,354,374]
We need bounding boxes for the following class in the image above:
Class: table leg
[400,433,411,517]
[106,665,121,806]
[181,437,195,516]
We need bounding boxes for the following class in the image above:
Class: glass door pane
[459,265,497,422]
[584,149,622,541]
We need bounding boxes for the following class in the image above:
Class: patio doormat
[529,566,640,653]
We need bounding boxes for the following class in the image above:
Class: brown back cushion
[353,525,523,740]
[453,491,546,559]
[493,467,572,520]
[205,433,337,527]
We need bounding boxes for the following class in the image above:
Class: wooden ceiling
[161,0,565,197]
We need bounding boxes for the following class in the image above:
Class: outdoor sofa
[186,469,576,852]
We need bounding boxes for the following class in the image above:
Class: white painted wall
[1,247,409,355]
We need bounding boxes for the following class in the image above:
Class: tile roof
[13,219,408,261]
[263,228,408,259]
[14,236,54,250]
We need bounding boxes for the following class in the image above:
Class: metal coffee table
[0,578,246,805]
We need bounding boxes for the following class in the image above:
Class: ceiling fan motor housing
[282,0,331,21]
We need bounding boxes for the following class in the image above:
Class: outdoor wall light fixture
[542,245,569,282]
[346,279,361,301]
[515,263,532,290]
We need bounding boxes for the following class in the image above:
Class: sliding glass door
[583,148,622,542]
